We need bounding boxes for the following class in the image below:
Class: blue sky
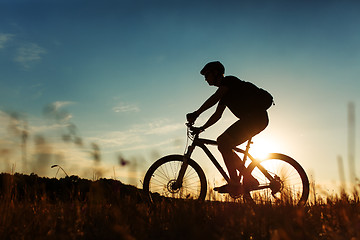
[0,0,359,191]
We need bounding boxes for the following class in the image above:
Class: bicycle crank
[270,176,283,195]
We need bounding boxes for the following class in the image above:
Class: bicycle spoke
[145,157,206,200]
[247,156,308,205]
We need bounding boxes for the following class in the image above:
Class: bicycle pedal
[214,184,244,195]
[214,185,229,193]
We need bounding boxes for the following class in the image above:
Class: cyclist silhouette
[187,61,269,194]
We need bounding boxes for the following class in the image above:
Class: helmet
[200,61,225,75]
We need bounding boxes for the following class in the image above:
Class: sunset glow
[247,136,283,160]
[0,1,359,192]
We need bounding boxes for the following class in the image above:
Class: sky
[0,0,359,192]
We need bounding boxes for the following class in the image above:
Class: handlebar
[186,122,204,136]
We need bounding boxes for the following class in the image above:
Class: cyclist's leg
[217,112,269,184]
[214,132,242,193]
[217,132,241,184]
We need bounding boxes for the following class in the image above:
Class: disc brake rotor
[167,179,181,194]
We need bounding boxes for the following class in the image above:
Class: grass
[0,173,359,240]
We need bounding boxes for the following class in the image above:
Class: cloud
[29,122,66,135]
[14,42,47,68]
[131,119,183,135]
[52,101,75,110]
[88,130,143,149]
[0,33,46,69]
[112,102,140,113]
[115,139,179,152]
[88,119,183,153]
[143,123,183,135]
[0,33,14,49]
[0,110,11,137]
[43,101,75,123]
[0,110,8,121]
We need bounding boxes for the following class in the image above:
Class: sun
[247,135,281,160]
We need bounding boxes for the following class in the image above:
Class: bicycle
[143,123,310,205]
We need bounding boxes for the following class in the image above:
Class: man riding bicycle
[186,61,270,194]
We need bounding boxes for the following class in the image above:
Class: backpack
[255,88,274,110]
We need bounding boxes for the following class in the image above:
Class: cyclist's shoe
[214,183,243,195]
[214,184,230,193]
[243,174,259,191]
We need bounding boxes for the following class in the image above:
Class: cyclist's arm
[200,102,226,130]
[191,86,227,118]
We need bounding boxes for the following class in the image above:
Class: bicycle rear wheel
[143,155,207,201]
[245,153,309,205]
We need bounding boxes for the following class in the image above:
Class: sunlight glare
[247,135,281,160]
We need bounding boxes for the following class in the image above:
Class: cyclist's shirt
[219,76,265,118]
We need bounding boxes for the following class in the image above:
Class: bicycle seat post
[243,137,253,162]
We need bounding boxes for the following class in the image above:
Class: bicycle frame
[175,129,275,190]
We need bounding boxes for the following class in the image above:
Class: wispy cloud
[88,130,143,149]
[114,138,180,152]
[52,101,75,110]
[89,119,183,152]
[0,33,47,69]
[143,123,183,135]
[128,119,184,136]
[0,33,14,49]
[0,110,10,137]
[43,101,75,123]
[112,102,140,113]
[29,122,67,135]
[14,42,47,68]
[0,108,183,178]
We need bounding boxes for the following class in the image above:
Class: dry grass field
[0,173,359,240]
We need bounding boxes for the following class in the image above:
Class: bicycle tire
[143,155,207,201]
[245,153,309,205]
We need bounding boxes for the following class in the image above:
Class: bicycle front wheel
[245,153,309,205]
[143,155,207,201]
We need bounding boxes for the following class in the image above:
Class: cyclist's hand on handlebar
[189,126,205,135]
[186,111,199,124]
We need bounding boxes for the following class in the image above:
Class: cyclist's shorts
[222,111,269,146]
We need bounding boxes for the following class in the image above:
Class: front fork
[173,144,195,190]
